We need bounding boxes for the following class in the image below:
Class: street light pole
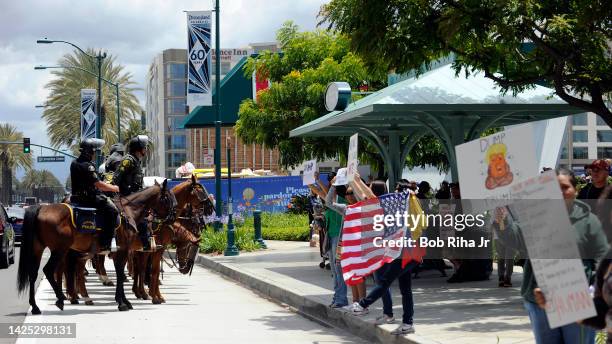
[37,39,107,166]
[224,135,238,256]
[213,0,222,232]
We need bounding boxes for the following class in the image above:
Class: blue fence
[167,175,312,214]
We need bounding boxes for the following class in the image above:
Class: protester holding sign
[495,169,609,344]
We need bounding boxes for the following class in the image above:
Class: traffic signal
[23,138,30,154]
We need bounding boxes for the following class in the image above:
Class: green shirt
[325,196,346,238]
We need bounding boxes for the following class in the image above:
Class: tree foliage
[42,49,143,153]
[0,123,33,204]
[321,0,612,125]
[236,21,389,168]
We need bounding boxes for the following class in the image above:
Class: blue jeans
[360,259,418,324]
[524,301,595,344]
[374,265,393,317]
[329,235,348,306]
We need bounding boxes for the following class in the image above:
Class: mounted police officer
[113,135,152,251]
[70,138,120,252]
[102,143,125,182]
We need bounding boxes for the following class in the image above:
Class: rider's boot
[137,222,151,251]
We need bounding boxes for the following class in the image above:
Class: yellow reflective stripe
[61,203,76,228]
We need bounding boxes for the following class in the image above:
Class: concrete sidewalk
[196,241,534,344]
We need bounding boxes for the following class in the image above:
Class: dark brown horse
[17,180,176,314]
[131,176,214,303]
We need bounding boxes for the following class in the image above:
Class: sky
[0,0,328,184]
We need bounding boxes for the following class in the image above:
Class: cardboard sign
[509,171,596,328]
[302,159,317,186]
[456,124,538,211]
[347,134,359,182]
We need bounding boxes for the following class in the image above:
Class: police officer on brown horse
[70,138,120,252]
[113,135,153,251]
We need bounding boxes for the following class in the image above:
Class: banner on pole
[347,134,359,182]
[186,11,213,109]
[80,89,97,140]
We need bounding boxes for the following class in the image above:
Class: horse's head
[151,179,177,222]
[174,204,201,275]
[186,175,215,218]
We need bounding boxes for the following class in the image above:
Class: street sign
[37,156,65,163]
[203,148,214,166]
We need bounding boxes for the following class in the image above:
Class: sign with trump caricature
[455,124,539,209]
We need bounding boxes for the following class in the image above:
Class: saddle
[61,203,100,233]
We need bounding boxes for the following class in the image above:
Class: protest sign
[302,159,317,186]
[347,133,358,182]
[509,171,596,328]
[456,124,538,211]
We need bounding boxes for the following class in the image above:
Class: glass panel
[166,99,186,114]
[572,130,588,143]
[165,63,186,79]
[573,147,588,159]
[572,113,587,126]
[166,135,186,150]
[166,81,186,97]
[598,147,612,159]
[597,116,609,127]
[166,153,187,168]
[559,146,568,159]
[597,130,612,142]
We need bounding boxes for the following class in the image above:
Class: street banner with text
[80,89,97,140]
[186,11,212,109]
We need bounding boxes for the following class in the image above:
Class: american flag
[340,191,410,285]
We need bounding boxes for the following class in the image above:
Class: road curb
[192,253,439,344]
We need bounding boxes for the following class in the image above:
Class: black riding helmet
[79,138,105,159]
[127,135,149,154]
[109,143,125,155]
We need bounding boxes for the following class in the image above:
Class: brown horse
[17,180,176,314]
[131,176,214,303]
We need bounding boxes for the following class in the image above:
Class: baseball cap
[333,168,348,186]
[588,159,610,171]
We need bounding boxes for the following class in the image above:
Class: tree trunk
[0,153,11,205]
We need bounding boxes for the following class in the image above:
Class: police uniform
[70,155,118,249]
[103,151,124,183]
[112,140,150,249]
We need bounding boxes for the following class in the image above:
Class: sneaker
[330,303,348,309]
[350,302,369,315]
[375,314,396,325]
[391,323,415,335]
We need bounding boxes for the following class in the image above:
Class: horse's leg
[78,257,94,305]
[65,250,79,304]
[131,252,142,299]
[138,252,149,300]
[96,255,113,286]
[43,250,68,310]
[27,244,44,315]
[113,250,131,311]
[150,250,163,304]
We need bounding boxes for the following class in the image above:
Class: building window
[572,113,587,126]
[165,63,186,79]
[166,153,187,168]
[573,147,588,159]
[597,130,612,142]
[572,130,588,143]
[166,116,186,132]
[166,81,186,97]
[166,135,186,150]
[597,116,609,127]
[598,147,612,159]
[166,99,186,114]
[560,146,568,159]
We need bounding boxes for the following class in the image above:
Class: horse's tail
[17,205,41,294]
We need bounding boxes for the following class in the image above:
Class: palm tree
[42,49,143,153]
[21,170,64,203]
[0,123,33,205]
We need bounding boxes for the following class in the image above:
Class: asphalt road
[0,248,48,344]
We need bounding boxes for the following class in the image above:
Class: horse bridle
[154,187,177,224]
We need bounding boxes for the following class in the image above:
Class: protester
[416,181,431,200]
[579,159,610,200]
[500,168,609,344]
[413,180,447,279]
[435,181,451,199]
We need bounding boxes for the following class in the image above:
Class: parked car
[6,207,24,242]
[0,203,16,269]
